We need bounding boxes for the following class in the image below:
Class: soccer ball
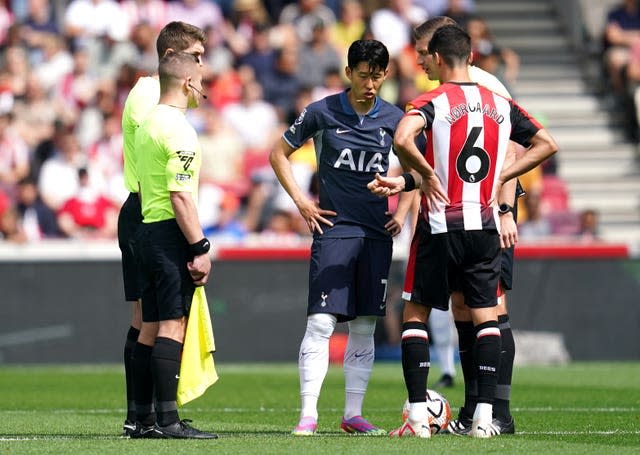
[401,389,452,434]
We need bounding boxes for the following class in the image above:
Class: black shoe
[433,374,454,388]
[443,408,472,435]
[122,420,137,437]
[156,419,218,439]
[130,423,163,439]
[492,416,515,434]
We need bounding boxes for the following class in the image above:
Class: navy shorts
[308,237,393,323]
[404,219,501,310]
[135,219,197,323]
[117,193,143,302]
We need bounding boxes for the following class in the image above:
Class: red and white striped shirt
[406,82,541,234]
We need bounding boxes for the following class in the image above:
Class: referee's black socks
[152,337,183,427]
[124,327,140,422]
[495,314,515,421]
[132,341,155,426]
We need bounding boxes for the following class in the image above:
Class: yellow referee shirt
[121,76,160,193]
[135,104,201,223]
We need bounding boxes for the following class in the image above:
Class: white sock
[409,401,428,423]
[473,402,493,423]
[429,308,456,377]
[343,316,376,419]
[298,313,336,420]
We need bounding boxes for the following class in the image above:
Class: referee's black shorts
[117,192,143,302]
[135,219,197,323]
[500,193,521,292]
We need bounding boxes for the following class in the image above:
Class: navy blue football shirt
[283,90,404,239]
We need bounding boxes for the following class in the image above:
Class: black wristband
[401,173,416,192]
[189,238,211,256]
[498,203,514,215]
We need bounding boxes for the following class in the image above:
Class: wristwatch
[498,203,514,215]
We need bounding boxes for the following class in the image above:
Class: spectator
[278,0,336,44]
[466,16,519,91]
[441,0,476,29]
[198,181,246,241]
[20,0,59,52]
[519,190,552,240]
[169,0,225,47]
[0,201,26,242]
[238,23,276,87]
[297,17,342,90]
[63,0,129,49]
[310,66,345,102]
[577,208,600,242]
[227,0,271,55]
[0,0,14,46]
[197,107,247,196]
[15,175,60,240]
[32,34,74,94]
[603,0,640,99]
[87,111,125,204]
[369,0,428,58]
[330,0,366,56]
[0,110,30,195]
[57,167,118,239]
[13,74,66,150]
[0,45,30,101]
[262,45,301,121]
[119,0,169,34]
[57,45,99,116]
[37,130,86,210]
[221,79,279,150]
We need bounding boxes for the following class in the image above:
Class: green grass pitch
[0,362,638,454]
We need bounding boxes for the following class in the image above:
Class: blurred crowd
[603,0,640,142]
[0,0,595,245]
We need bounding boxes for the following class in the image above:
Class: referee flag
[177,286,218,406]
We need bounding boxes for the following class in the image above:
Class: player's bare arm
[382,190,415,236]
[269,138,337,234]
[497,143,518,249]
[171,190,211,285]
[393,114,449,210]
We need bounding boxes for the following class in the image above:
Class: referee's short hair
[158,51,199,91]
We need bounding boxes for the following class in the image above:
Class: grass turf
[0,362,638,454]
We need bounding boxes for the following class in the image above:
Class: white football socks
[429,308,457,377]
[343,316,376,419]
[298,313,336,420]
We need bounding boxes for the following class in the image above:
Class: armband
[189,238,211,256]
[401,173,416,192]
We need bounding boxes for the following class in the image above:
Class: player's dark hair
[156,21,206,59]
[347,39,389,73]
[413,16,457,41]
[428,24,471,68]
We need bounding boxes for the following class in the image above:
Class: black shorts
[500,194,520,291]
[135,219,197,323]
[308,236,393,323]
[117,193,143,301]
[404,219,501,310]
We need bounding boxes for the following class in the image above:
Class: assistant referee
[132,51,216,439]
